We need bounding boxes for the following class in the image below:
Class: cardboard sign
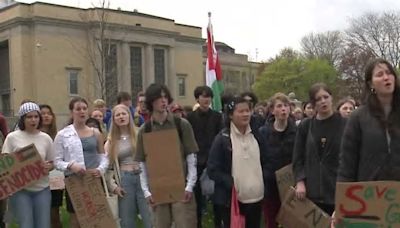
[143,129,185,205]
[335,181,400,227]
[275,164,295,201]
[277,187,331,228]
[0,144,46,200]
[65,174,117,228]
[49,170,65,190]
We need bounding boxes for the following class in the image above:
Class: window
[130,46,143,101]
[154,48,165,84]
[1,94,10,116]
[68,70,79,95]
[177,74,187,97]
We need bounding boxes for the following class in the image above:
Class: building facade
[0,2,204,121]
[203,42,261,95]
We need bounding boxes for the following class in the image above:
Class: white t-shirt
[2,130,55,191]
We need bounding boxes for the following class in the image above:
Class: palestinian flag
[206,12,223,112]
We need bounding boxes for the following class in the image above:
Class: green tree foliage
[253,55,338,102]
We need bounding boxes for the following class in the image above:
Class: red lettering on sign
[376,186,387,199]
[339,185,366,216]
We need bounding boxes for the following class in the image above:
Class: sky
[14,0,400,62]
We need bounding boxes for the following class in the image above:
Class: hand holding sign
[295,181,307,200]
[86,169,101,178]
[69,162,85,175]
[43,161,54,174]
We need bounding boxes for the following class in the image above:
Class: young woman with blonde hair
[105,104,152,228]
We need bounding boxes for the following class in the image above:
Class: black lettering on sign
[287,192,297,209]
[304,208,323,227]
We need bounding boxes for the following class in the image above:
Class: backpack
[143,116,183,142]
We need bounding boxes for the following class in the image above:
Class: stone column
[167,46,176,99]
[144,44,154,88]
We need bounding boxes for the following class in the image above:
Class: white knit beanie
[18,102,40,117]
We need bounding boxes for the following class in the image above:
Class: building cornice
[0,15,204,45]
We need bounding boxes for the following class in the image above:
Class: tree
[253,52,338,101]
[67,0,119,105]
[346,11,400,68]
[337,43,376,101]
[300,31,343,67]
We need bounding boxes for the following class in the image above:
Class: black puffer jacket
[292,113,346,205]
[207,127,268,206]
[338,106,400,182]
[259,120,297,198]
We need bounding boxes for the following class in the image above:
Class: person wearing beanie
[1,102,55,228]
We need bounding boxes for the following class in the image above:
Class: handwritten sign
[275,164,295,201]
[65,174,117,228]
[143,129,185,205]
[277,187,331,228]
[336,181,400,227]
[49,170,65,190]
[0,144,46,200]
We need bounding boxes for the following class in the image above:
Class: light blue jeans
[119,170,152,228]
[10,187,51,228]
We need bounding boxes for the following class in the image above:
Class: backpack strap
[173,116,183,142]
[144,121,152,133]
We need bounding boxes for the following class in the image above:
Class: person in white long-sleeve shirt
[134,83,199,228]
[54,97,108,228]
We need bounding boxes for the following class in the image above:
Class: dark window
[68,70,79,95]
[130,46,142,101]
[177,74,187,97]
[154,48,165,84]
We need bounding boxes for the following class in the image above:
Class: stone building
[0,2,204,121]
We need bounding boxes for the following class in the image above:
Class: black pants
[239,201,262,228]
[194,164,206,228]
[213,204,230,228]
[214,201,262,228]
[0,199,5,228]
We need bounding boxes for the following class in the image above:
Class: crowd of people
[0,58,399,228]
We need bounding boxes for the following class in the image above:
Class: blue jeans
[119,170,152,228]
[10,187,51,228]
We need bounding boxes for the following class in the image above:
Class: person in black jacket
[241,92,266,130]
[338,58,400,182]
[292,83,346,215]
[186,86,223,228]
[259,93,297,228]
[207,96,267,228]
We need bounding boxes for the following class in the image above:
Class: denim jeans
[10,187,51,228]
[119,170,152,228]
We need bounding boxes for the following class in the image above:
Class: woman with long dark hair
[338,58,400,182]
[39,104,62,228]
[292,83,346,215]
[208,96,266,228]
[2,102,54,228]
